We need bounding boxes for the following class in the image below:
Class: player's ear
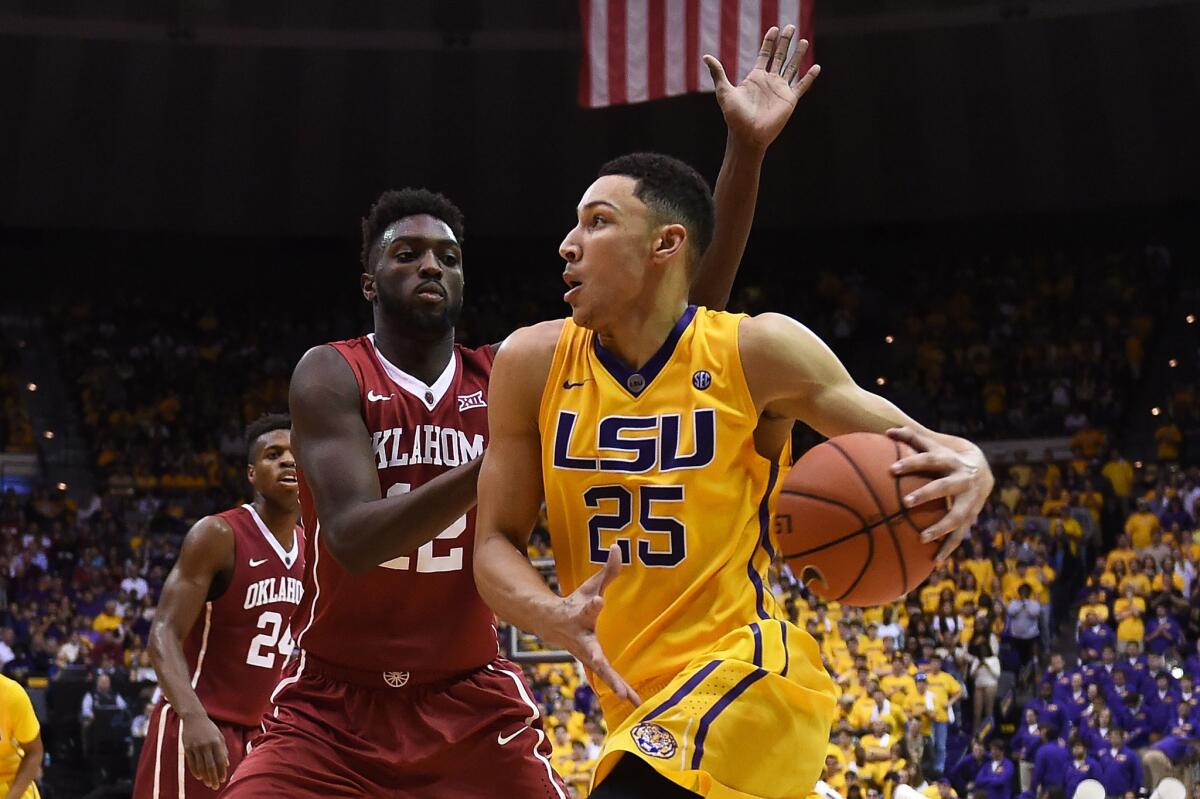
[361,270,376,302]
[651,223,687,265]
[247,464,255,484]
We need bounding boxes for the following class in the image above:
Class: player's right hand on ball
[549,544,642,708]
[181,711,230,791]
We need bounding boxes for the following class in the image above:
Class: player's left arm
[689,25,821,311]
[475,323,641,706]
[740,312,994,560]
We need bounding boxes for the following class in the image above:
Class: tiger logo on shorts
[631,722,677,759]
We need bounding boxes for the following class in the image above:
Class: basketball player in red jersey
[132,414,303,798]
[223,28,820,797]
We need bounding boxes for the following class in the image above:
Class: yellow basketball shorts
[593,619,837,799]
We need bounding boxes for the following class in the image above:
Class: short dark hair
[598,152,714,267]
[360,188,465,272]
[245,413,291,462]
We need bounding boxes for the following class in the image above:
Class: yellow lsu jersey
[0,675,40,799]
[539,307,837,798]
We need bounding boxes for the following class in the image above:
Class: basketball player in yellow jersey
[475,155,994,798]
[0,674,42,799]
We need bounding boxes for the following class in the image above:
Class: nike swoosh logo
[367,390,393,402]
[497,727,529,745]
[249,558,269,567]
[562,380,588,389]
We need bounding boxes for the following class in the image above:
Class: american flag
[579,0,815,107]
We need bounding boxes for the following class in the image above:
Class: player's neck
[252,496,297,549]
[372,317,455,385]
[594,298,688,371]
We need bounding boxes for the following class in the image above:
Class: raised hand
[545,544,641,707]
[703,25,822,152]
[887,426,994,562]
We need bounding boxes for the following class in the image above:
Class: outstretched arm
[474,322,641,706]
[689,25,822,311]
[289,345,482,574]
[740,313,994,560]
[147,516,234,791]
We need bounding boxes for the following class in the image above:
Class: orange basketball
[774,432,947,607]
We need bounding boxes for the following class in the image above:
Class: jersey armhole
[536,323,575,430]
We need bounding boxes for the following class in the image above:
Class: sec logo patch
[631,721,677,759]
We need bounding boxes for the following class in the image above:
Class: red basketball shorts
[131,702,257,799]
[221,653,568,798]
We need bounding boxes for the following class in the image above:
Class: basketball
[775,432,948,607]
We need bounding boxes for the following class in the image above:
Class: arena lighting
[876,377,887,386]
[1135,460,1144,469]
[1171,667,1184,680]
[884,335,895,344]
[1168,359,1179,368]
[26,382,37,391]
[1187,314,1196,324]
[1151,407,1161,416]
[56,482,67,491]
[43,430,54,440]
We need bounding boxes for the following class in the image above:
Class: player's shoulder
[184,512,238,552]
[493,319,566,364]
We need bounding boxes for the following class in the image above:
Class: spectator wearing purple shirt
[1077,613,1116,663]
[973,741,1015,799]
[1064,740,1103,799]
[1030,726,1070,799]
[1095,728,1142,798]
[1143,605,1183,656]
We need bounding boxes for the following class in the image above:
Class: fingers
[595,543,625,595]
[584,637,642,706]
[781,37,809,83]
[793,63,821,98]
[891,450,963,478]
[196,745,219,791]
[753,26,779,72]
[215,739,230,785]
[902,474,968,510]
[769,24,796,74]
[702,54,733,93]
[886,425,936,454]
[936,527,969,563]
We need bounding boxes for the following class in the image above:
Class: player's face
[364,214,464,337]
[248,429,299,509]
[559,175,661,330]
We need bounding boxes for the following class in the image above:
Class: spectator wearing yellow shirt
[881,658,918,703]
[1106,534,1137,572]
[920,665,958,775]
[1041,487,1069,518]
[1102,449,1135,514]
[997,478,1022,514]
[1041,451,1062,492]
[962,541,996,597]
[0,674,42,799]
[823,754,849,796]
[860,720,900,788]
[1118,558,1152,597]
[90,600,122,634]
[1150,556,1184,594]
[1125,499,1159,549]
[1079,479,1105,529]
[1009,451,1033,489]
[905,675,941,739]
[1154,418,1182,462]
[1112,583,1146,646]
[1077,589,1110,626]
[1070,425,1107,459]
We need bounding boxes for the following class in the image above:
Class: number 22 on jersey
[378,482,468,572]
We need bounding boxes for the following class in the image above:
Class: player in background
[223,26,821,798]
[473,149,994,797]
[0,673,42,799]
[132,413,303,798]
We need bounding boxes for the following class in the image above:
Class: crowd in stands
[0,343,35,454]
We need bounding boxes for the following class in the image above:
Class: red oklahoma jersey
[184,505,304,727]
[291,335,498,675]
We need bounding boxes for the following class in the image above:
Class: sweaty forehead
[380,214,458,248]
